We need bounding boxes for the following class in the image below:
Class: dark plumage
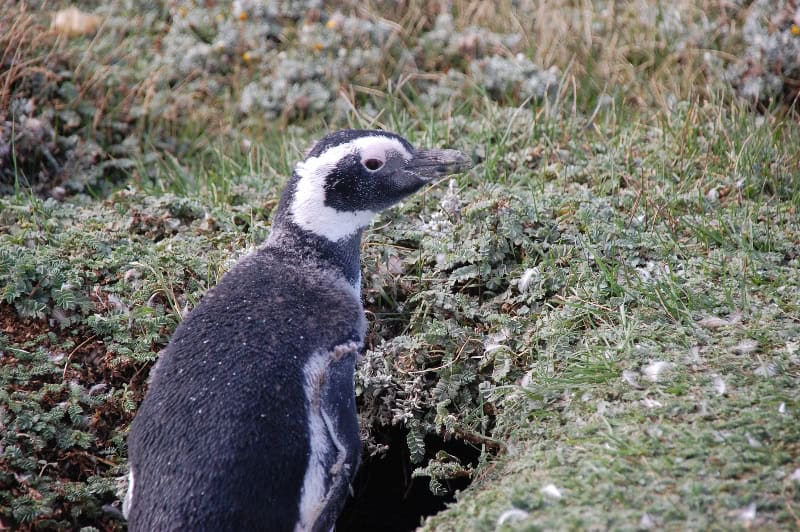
[125,129,471,531]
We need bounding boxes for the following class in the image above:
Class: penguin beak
[406,149,474,182]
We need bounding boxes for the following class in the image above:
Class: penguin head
[285,129,472,242]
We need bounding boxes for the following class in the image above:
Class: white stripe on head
[290,136,412,242]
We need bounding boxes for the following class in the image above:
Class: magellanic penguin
[125,130,473,531]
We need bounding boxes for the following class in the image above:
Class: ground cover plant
[1,0,799,530]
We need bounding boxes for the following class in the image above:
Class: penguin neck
[264,220,364,291]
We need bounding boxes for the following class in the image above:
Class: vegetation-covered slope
[1,1,798,530]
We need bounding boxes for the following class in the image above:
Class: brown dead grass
[0,6,59,115]
[374,0,743,111]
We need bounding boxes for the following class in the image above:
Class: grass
[417,95,800,529]
[1,0,800,530]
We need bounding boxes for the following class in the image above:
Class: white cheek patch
[291,165,375,242]
[289,136,412,242]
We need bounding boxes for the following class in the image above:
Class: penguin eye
[363,158,384,171]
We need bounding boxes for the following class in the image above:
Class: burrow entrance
[336,427,481,531]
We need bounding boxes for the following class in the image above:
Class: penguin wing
[295,340,363,532]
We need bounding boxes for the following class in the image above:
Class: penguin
[124,129,472,531]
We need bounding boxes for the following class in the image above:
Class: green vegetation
[1,0,799,530]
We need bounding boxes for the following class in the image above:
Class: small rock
[731,339,759,355]
[540,483,562,499]
[107,294,130,314]
[754,361,777,377]
[745,433,762,447]
[622,370,642,388]
[698,316,730,328]
[713,375,727,395]
[50,186,67,201]
[698,313,742,329]
[737,502,756,523]
[484,330,508,354]
[496,508,529,525]
[88,383,108,395]
[641,397,663,409]
[639,513,656,529]
[440,179,461,216]
[51,7,102,37]
[642,361,672,382]
[518,267,538,293]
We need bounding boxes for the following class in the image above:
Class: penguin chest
[296,341,362,532]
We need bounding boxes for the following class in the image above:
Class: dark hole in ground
[337,427,481,532]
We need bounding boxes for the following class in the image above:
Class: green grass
[2,0,800,530]
[418,97,800,530]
